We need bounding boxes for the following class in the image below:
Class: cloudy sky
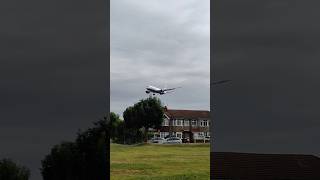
[110,0,210,116]
[213,0,320,155]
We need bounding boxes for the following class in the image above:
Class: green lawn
[110,143,210,180]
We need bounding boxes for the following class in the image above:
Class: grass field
[110,143,210,180]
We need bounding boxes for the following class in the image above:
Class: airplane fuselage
[146,86,165,95]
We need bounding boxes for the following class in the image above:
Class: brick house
[154,107,210,143]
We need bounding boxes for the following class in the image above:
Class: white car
[151,137,165,144]
[164,137,182,144]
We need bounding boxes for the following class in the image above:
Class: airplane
[145,85,181,95]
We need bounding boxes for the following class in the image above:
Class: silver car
[164,137,182,144]
[151,137,165,144]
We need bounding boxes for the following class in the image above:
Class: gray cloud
[110,0,210,116]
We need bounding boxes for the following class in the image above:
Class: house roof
[164,109,210,119]
[211,152,320,180]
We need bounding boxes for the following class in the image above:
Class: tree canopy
[41,118,108,180]
[0,159,30,180]
[123,97,164,141]
[109,112,123,140]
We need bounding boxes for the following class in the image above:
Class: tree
[41,118,108,180]
[75,119,107,180]
[0,158,30,180]
[109,112,122,140]
[41,142,83,180]
[123,97,164,142]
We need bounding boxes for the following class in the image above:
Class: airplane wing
[163,87,182,91]
[164,91,175,94]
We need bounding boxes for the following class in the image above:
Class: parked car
[164,137,182,144]
[182,137,190,143]
[151,137,165,144]
[204,136,210,143]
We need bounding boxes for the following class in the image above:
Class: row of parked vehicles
[150,136,211,144]
[150,137,182,144]
[149,136,210,144]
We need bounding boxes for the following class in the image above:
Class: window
[176,132,182,138]
[199,120,208,127]
[194,132,204,139]
[184,120,189,126]
[165,120,169,126]
[202,120,208,127]
[172,120,176,126]
[160,132,169,138]
[191,120,197,126]
[176,120,182,126]
[162,119,169,126]
[160,132,164,138]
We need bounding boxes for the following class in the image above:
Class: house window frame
[184,120,189,126]
[202,120,208,127]
[164,119,169,126]
[162,119,169,126]
[172,119,176,126]
[176,119,182,126]
[191,120,197,126]
[176,132,182,138]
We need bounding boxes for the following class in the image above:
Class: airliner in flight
[145,85,181,95]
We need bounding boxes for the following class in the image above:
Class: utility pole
[189,119,193,143]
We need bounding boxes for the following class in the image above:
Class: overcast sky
[110,0,210,116]
[213,0,320,155]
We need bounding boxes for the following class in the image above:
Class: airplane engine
[146,91,150,94]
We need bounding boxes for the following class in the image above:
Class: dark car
[182,137,190,143]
